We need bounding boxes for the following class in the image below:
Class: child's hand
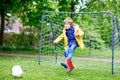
[74,33,79,36]
[53,41,56,44]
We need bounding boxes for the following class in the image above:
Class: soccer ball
[12,65,23,77]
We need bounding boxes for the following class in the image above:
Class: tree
[0,0,58,47]
[81,0,120,15]
[17,0,57,29]
[79,0,120,47]
[0,0,31,46]
[58,0,79,18]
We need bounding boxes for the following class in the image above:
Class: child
[53,17,84,73]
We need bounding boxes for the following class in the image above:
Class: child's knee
[67,54,72,60]
[68,48,73,53]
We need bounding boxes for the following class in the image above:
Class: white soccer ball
[12,65,23,77]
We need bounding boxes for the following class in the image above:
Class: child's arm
[53,33,64,44]
[74,24,84,37]
[78,28,84,36]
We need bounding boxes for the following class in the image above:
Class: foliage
[17,0,57,28]
[58,0,79,12]
[3,30,39,50]
[0,0,33,46]
[58,0,71,11]
[81,0,120,16]
[1,0,120,54]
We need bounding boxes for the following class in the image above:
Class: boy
[53,17,84,73]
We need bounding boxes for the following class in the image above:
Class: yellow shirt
[55,24,84,49]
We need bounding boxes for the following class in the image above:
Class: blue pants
[64,43,78,60]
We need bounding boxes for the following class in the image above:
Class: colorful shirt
[66,26,78,47]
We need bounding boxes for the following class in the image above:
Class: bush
[3,31,39,50]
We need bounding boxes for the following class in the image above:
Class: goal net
[39,11,120,74]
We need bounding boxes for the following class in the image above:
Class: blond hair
[63,17,73,26]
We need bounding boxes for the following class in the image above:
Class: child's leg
[61,58,68,68]
[61,46,70,68]
[64,46,70,58]
[66,43,78,73]
[61,43,77,72]
[67,43,78,60]
[66,59,74,73]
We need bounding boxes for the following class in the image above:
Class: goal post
[38,11,120,74]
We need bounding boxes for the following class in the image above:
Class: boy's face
[64,22,71,29]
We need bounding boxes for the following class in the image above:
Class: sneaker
[61,63,68,69]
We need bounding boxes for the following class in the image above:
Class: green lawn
[0,56,120,80]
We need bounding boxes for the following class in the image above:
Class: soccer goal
[38,11,120,74]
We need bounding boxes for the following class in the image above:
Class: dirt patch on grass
[0,52,120,63]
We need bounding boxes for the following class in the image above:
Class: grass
[0,56,120,80]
